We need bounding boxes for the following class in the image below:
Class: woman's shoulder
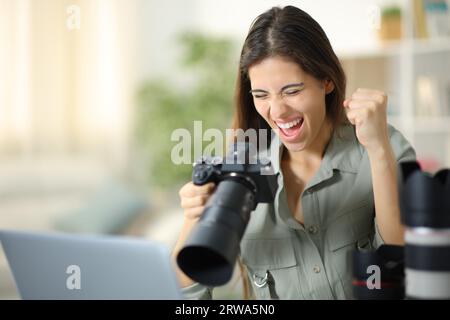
[334,123,416,163]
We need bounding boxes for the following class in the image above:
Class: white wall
[192,0,382,52]
[135,0,401,80]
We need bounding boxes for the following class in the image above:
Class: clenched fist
[344,88,390,152]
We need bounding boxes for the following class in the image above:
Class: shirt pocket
[240,237,301,300]
[327,198,374,251]
[325,198,375,298]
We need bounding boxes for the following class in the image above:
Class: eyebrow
[249,82,304,94]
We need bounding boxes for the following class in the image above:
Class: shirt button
[313,266,321,273]
[308,225,318,235]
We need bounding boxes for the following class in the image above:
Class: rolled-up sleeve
[181,282,213,300]
[388,124,416,163]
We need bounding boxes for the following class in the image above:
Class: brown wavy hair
[232,5,348,148]
[233,6,347,299]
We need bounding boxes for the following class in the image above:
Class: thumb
[346,108,357,126]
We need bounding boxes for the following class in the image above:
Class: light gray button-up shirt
[181,123,416,300]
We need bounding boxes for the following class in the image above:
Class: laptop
[0,229,183,300]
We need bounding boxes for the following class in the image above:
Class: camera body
[352,245,405,299]
[192,153,277,206]
[177,142,278,286]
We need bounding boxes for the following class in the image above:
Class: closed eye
[252,94,268,99]
[284,89,300,96]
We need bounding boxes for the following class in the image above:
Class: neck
[283,119,333,168]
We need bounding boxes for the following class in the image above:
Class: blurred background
[0,0,449,299]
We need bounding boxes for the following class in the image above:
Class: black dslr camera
[177,142,278,286]
[192,144,278,204]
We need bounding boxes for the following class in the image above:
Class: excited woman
[173,5,415,299]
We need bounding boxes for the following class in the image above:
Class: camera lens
[177,179,256,286]
[400,162,450,300]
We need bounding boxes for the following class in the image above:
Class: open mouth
[276,117,304,138]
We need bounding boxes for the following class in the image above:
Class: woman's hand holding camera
[179,182,216,221]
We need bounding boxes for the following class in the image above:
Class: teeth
[277,118,302,129]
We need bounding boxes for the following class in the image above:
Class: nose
[269,96,291,120]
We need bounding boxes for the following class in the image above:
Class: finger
[346,108,369,126]
[351,92,386,105]
[346,99,377,110]
[184,207,205,220]
[355,88,385,96]
[179,182,215,197]
[180,194,210,209]
[345,108,355,125]
[346,112,358,126]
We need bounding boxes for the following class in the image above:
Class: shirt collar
[265,124,362,175]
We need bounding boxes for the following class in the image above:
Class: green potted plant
[133,32,237,196]
[379,6,403,41]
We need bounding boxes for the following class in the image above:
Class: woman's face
[248,56,334,152]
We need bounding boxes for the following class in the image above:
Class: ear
[323,79,335,94]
